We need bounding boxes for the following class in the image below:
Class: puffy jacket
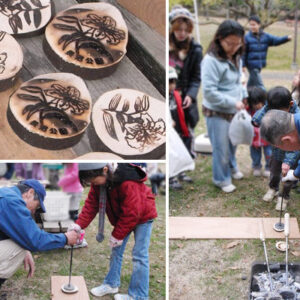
[76,164,157,240]
[58,163,83,193]
[243,31,289,70]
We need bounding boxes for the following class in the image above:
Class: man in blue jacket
[242,15,291,89]
[261,110,300,181]
[0,179,79,292]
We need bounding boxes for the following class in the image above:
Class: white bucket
[42,191,70,221]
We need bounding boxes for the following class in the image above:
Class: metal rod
[292,0,299,69]
[286,236,289,286]
[279,195,284,225]
[262,240,274,291]
[68,246,73,286]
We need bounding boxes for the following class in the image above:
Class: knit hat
[78,163,107,171]
[169,6,194,23]
[169,67,178,80]
[20,179,46,212]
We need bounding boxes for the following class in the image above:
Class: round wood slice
[92,89,166,157]
[75,152,123,160]
[0,0,54,37]
[44,3,128,79]
[0,31,23,91]
[7,72,91,150]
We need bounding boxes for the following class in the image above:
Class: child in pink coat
[58,163,83,220]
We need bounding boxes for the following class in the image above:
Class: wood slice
[0,0,54,37]
[92,89,166,157]
[7,73,91,150]
[44,2,128,79]
[0,31,23,91]
[75,152,123,160]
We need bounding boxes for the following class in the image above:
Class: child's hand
[281,163,290,177]
[182,95,192,109]
[109,235,123,248]
[282,170,298,182]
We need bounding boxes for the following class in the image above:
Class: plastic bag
[229,109,254,146]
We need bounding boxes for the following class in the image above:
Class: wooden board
[117,0,165,37]
[43,221,61,233]
[51,276,89,300]
[0,0,165,159]
[60,220,74,232]
[169,217,300,239]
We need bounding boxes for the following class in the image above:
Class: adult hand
[235,101,245,111]
[67,223,81,232]
[282,169,298,182]
[109,235,123,248]
[182,95,192,109]
[281,163,290,177]
[65,230,80,246]
[24,251,35,278]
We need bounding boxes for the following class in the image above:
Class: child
[247,87,272,177]
[169,67,193,187]
[58,163,83,221]
[252,86,300,210]
[72,163,157,300]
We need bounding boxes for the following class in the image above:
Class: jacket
[58,163,83,193]
[76,164,157,240]
[243,31,289,70]
[202,53,244,114]
[252,101,300,165]
[170,38,203,128]
[0,186,66,251]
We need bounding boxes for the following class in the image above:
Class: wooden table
[0,0,165,159]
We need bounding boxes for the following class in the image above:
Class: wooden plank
[60,220,74,232]
[43,221,61,233]
[2,0,165,159]
[117,0,166,37]
[51,276,89,300]
[169,217,300,239]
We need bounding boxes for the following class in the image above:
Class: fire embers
[251,269,300,300]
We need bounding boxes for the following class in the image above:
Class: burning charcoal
[295,282,300,289]
[295,276,300,283]
[241,275,247,280]
[251,291,268,298]
[270,263,281,272]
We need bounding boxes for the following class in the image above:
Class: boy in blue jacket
[252,87,300,210]
[0,180,79,292]
[243,15,291,90]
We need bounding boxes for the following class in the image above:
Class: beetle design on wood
[53,11,125,65]
[0,0,49,34]
[17,82,90,135]
[103,94,166,152]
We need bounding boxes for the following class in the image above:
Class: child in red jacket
[73,163,157,300]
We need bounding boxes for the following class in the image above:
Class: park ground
[169,17,300,300]
[1,185,165,300]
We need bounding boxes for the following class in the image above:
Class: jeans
[250,145,272,170]
[206,116,238,187]
[247,68,265,90]
[103,220,153,300]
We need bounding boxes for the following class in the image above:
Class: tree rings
[44,3,128,79]
[7,73,91,150]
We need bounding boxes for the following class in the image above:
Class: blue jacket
[293,114,300,177]
[201,54,245,114]
[242,31,289,70]
[252,101,300,166]
[0,186,66,252]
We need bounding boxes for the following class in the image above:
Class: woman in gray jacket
[201,20,246,193]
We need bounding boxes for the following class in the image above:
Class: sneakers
[90,284,118,297]
[262,170,270,178]
[169,178,183,190]
[178,172,193,183]
[221,184,236,193]
[232,171,244,180]
[114,294,134,300]
[275,197,289,211]
[263,188,278,202]
[253,169,261,177]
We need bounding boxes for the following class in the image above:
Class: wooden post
[292,0,299,69]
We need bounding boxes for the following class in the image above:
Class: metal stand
[273,195,285,232]
[61,246,78,294]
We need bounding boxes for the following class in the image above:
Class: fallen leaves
[223,241,240,249]
[291,251,300,257]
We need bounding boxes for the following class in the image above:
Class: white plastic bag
[229,109,254,146]
[169,126,195,178]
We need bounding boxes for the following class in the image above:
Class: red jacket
[76,170,157,240]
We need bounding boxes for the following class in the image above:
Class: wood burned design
[53,12,125,65]
[0,31,7,74]
[17,82,90,135]
[0,0,49,34]
[103,94,166,152]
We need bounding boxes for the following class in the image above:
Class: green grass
[3,186,165,300]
